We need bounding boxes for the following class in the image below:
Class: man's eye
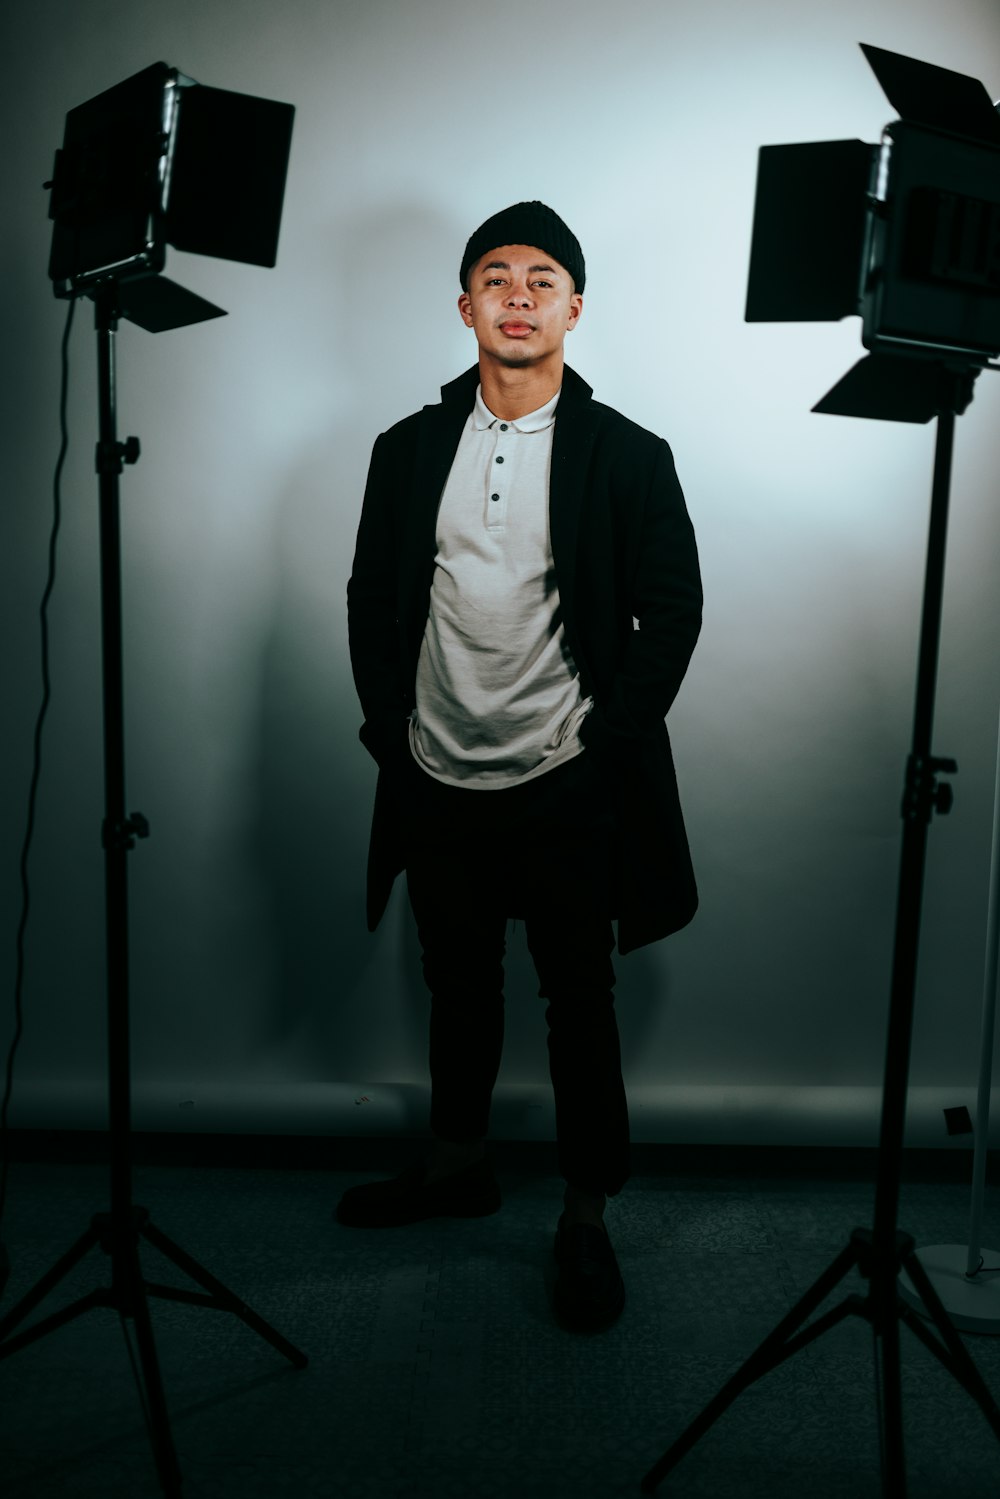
[533,280,553,289]
[486,278,506,286]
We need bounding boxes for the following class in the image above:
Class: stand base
[641,1226,1000,1495]
[899,1244,1000,1335]
[0,1204,307,1496]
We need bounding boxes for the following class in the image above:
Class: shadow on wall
[246,202,457,1082]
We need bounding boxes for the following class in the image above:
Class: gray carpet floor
[1,1143,999,1498]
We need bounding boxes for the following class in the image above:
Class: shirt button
[496,456,504,464]
[500,423,509,431]
[491,493,500,501]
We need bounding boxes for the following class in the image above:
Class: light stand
[0,65,302,1492]
[0,288,307,1496]
[639,44,1000,1493]
[641,363,1000,1496]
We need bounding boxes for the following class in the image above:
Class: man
[340,202,701,1333]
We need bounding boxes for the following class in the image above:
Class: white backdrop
[2,0,999,1146]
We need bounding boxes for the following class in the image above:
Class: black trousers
[398,746,630,1199]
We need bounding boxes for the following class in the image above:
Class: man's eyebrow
[481,260,560,276]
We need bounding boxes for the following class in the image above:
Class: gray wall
[2,0,999,1147]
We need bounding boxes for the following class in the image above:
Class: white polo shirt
[410,385,592,788]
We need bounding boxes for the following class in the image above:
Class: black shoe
[552,1214,626,1331]
[334,1155,502,1228]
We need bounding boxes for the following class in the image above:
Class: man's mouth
[499,321,534,337]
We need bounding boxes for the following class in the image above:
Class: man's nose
[506,282,534,307]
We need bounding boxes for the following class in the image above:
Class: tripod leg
[641,1241,860,1493]
[0,1289,112,1359]
[872,1269,907,1499]
[121,1235,184,1498]
[0,1223,101,1347]
[141,1220,308,1369]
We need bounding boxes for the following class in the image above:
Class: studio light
[46,61,295,331]
[745,43,1000,420]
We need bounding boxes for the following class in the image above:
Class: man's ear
[567,293,583,332]
[458,291,474,328]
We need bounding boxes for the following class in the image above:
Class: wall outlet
[943,1105,974,1136]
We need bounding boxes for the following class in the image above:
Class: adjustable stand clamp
[902,753,957,823]
[101,812,149,852]
[96,434,140,474]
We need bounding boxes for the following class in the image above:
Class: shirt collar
[472,384,560,433]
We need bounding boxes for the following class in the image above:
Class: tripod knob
[902,754,957,823]
[95,435,142,474]
[102,812,150,851]
[934,780,954,816]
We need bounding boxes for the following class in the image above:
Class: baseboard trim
[2,1128,993,1183]
[4,1080,990,1150]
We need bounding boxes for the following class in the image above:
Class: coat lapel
[549,364,599,641]
[398,366,478,676]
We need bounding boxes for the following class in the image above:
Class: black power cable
[967,1256,1000,1278]
[0,295,76,1295]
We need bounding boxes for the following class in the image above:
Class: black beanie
[460,201,585,293]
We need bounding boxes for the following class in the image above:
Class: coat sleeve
[346,431,412,767]
[582,438,702,750]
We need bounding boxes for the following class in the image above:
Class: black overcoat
[346,362,703,955]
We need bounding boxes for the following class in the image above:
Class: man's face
[458,244,582,369]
